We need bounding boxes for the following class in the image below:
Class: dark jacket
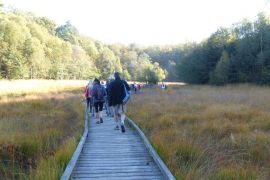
[108,78,130,106]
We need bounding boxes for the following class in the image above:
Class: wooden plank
[72,171,163,178]
[78,154,151,158]
[79,152,148,155]
[76,159,152,163]
[73,169,161,174]
[82,144,144,147]
[74,165,160,171]
[79,155,150,159]
[84,142,143,145]
[71,176,164,180]
[81,150,147,154]
[73,162,156,167]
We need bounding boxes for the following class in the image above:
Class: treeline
[2,4,270,85]
[177,13,270,85]
[0,6,167,83]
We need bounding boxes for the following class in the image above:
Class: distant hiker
[85,81,94,115]
[137,84,141,91]
[161,82,166,90]
[108,72,130,133]
[134,82,137,94]
[165,83,168,89]
[92,78,107,124]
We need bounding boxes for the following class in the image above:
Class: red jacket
[85,85,92,98]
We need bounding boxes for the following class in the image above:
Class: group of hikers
[84,72,130,133]
[130,82,141,94]
[160,82,168,90]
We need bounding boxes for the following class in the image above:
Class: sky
[3,0,270,45]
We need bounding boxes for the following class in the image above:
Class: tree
[79,36,99,60]
[0,1,3,15]
[96,47,122,79]
[177,45,210,84]
[28,37,50,78]
[56,21,79,45]
[134,53,166,84]
[122,69,131,80]
[35,17,56,35]
[119,50,137,77]
[67,45,98,79]
[210,51,230,84]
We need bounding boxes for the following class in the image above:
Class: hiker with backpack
[92,78,107,124]
[108,72,130,133]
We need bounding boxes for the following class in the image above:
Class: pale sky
[3,0,270,45]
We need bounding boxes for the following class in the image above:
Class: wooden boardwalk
[70,113,164,180]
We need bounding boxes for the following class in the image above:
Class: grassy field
[0,80,87,179]
[127,84,270,180]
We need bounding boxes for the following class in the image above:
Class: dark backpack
[93,85,105,102]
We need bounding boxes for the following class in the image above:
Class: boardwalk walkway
[70,112,165,180]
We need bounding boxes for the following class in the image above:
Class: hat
[94,78,100,84]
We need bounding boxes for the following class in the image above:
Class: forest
[1,3,270,85]
[178,12,270,85]
[0,5,167,83]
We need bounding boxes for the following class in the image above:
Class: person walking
[108,72,130,133]
[92,78,106,124]
[85,80,93,115]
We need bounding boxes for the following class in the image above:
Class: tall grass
[0,80,86,179]
[127,84,270,180]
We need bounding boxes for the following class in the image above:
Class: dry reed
[127,84,270,180]
[0,80,87,179]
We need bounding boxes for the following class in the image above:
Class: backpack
[122,82,130,104]
[93,85,105,102]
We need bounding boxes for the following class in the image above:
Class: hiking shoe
[121,125,125,133]
[100,118,103,123]
[114,125,119,130]
[96,121,100,124]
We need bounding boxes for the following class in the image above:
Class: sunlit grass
[0,79,87,96]
[127,84,270,179]
[0,80,86,179]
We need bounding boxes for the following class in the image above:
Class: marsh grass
[0,80,86,179]
[127,84,270,179]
